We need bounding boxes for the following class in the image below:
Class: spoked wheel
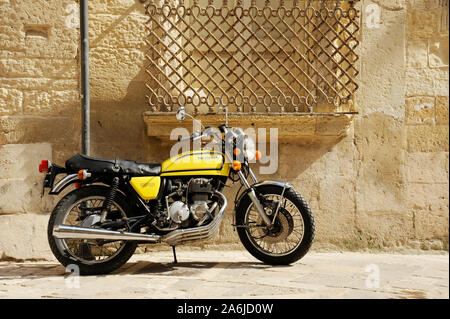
[236,185,315,265]
[48,186,137,275]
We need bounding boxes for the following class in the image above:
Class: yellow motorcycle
[40,107,315,275]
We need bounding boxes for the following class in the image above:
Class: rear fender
[49,173,79,195]
[48,174,122,195]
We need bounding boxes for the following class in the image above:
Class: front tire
[236,185,315,265]
[48,186,137,275]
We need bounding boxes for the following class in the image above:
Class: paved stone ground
[0,249,448,299]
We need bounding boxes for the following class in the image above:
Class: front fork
[236,170,273,226]
[223,133,282,227]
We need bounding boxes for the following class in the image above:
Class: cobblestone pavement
[0,249,448,299]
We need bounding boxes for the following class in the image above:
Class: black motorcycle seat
[65,154,161,176]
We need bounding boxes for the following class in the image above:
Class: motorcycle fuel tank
[161,150,230,177]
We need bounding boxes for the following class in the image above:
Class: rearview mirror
[176,106,186,122]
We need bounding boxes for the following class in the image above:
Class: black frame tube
[80,0,90,155]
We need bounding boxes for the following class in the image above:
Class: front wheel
[236,185,315,265]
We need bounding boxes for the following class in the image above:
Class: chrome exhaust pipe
[53,225,161,242]
[162,191,227,246]
[52,191,227,245]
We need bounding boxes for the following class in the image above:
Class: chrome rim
[58,196,127,264]
[244,194,305,257]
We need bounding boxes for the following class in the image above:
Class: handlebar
[178,131,207,142]
[177,125,227,142]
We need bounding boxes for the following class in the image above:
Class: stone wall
[402,0,449,249]
[0,0,81,259]
[0,0,448,259]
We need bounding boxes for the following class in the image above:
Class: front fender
[234,180,292,212]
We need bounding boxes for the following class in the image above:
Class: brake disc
[254,208,294,244]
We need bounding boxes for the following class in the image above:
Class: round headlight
[244,136,256,160]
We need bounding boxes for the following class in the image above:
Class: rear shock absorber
[100,177,119,223]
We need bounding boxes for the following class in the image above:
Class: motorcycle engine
[165,178,213,226]
[188,178,212,221]
[168,201,190,223]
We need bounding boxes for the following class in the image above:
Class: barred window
[145,0,360,114]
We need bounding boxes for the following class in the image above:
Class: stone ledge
[143,112,356,142]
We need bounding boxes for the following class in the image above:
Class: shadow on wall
[90,75,172,163]
[88,0,172,163]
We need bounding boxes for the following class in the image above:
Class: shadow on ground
[0,260,290,279]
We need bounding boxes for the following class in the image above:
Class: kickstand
[171,246,178,264]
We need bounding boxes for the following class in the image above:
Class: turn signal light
[255,150,262,161]
[39,160,49,173]
[233,148,241,156]
[78,169,91,180]
[232,161,242,171]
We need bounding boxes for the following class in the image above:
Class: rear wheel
[48,186,137,275]
[236,185,315,265]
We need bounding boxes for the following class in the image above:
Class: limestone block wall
[0,0,81,259]
[0,0,448,260]
[0,0,81,163]
[403,0,449,248]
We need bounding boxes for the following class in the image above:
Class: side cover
[129,176,162,200]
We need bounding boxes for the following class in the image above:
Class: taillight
[39,160,49,173]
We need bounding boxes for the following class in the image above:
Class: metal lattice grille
[145,0,360,113]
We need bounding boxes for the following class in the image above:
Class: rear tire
[48,186,137,275]
[236,185,315,265]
